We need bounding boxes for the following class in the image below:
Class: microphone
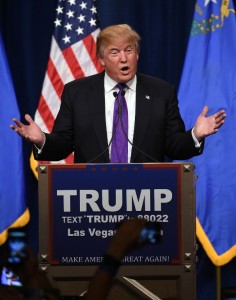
[112,91,125,117]
[118,90,126,117]
[113,90,125,97]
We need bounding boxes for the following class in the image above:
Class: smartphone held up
[138,221,163,245]
[0,228,27,287]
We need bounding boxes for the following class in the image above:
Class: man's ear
[99,58,105,66]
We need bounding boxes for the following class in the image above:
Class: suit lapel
[88,72,110,162]
[131,74,152,162]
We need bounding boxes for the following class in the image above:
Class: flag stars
[89,18,96,27]
[76,26,84,35]
[68,0,76,5]
[56,6,63,14]
[90,6,97,14]
[64,22,73,31]
[62,35,71,44]
[66,10,75,18]
[80,1,87,10]
[54,18,62,27]
[78,14,85,22]
[54,0,100,48]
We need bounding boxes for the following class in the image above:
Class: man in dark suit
[10,24,226,163]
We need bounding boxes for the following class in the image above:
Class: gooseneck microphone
[113,91,118,100]
[117,90,125,118]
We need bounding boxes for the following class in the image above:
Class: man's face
[99,38,139,83]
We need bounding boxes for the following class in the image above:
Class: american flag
[30,0,103,176]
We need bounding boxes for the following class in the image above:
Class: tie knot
[116,83,126,91]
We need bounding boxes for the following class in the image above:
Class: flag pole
[216,266,221,300]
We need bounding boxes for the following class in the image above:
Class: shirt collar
[104,72,137,94]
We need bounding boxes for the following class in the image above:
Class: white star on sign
[204,0,217,6]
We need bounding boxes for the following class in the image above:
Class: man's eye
[125,48,133,53]
[110,50,119,55]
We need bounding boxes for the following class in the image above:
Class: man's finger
[25,114,33,124]
[200,105,208,117]
[12,118,23,128]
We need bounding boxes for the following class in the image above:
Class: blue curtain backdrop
[1,1,236,299]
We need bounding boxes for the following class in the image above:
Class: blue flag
[178,0,236,266]
[0,33,30,244]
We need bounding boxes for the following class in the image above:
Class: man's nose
[119,51,127,61]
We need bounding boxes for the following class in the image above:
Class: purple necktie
[110,83,128,163]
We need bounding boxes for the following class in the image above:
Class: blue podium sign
[40,163,190,266]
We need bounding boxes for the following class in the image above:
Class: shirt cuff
[191,127,202,148]
[34,132,46,154]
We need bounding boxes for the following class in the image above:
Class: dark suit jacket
[34,72,203,163]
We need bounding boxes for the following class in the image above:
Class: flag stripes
[31,0,102,175]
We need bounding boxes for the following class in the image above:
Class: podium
[38,163,197,299]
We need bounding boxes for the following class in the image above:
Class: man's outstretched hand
[193,106,226,141]
[10,114,45,148]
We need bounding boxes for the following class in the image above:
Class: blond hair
[96,24,141,58]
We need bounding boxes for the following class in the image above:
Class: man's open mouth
[121,66,129,71]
